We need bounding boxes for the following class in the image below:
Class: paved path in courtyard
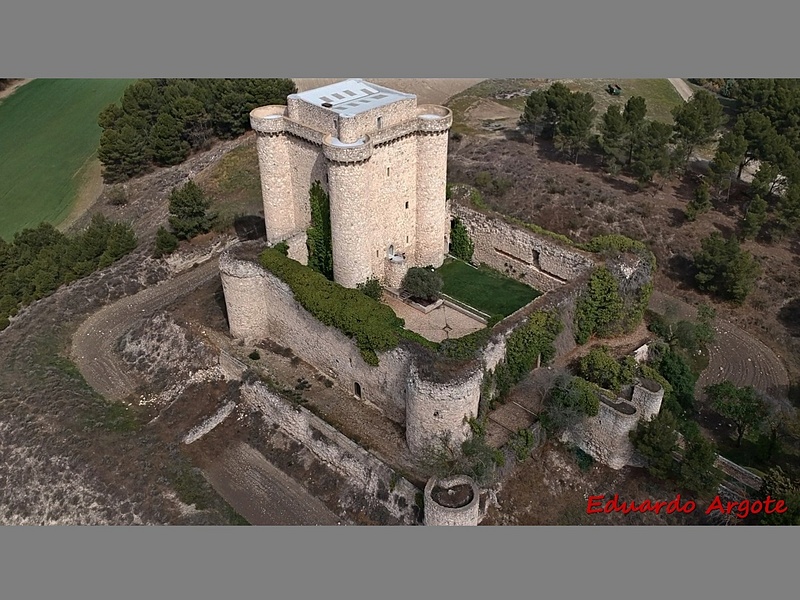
[383,295,485,343]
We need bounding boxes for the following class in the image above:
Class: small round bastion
[423,475,480,526]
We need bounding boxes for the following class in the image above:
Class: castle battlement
[250,79,452,289]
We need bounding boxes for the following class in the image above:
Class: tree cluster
[705,381,768,448]
[1,216,137,329]
[710,79,800,237]
[692,231,760,304]
[520,83,726,186]
[630,413,721,497]
[519,82,596,164]
[97,78,297,183]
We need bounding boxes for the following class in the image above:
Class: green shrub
[401,266,443,302]
[449,218,474,262]
[578,346,635,392]
[168,181,216,240]
[153,226,179,258]
[306,181,333,280]
[357,277,383,301]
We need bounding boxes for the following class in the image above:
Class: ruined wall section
[451,204,595,291]
[405,363,482,455]
[242,381,421,525]
[562,394,640,470]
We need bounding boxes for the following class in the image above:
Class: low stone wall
[242,381,421,524]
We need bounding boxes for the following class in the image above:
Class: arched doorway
[354,382,362,399]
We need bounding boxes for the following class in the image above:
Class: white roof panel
[294,79,415,116]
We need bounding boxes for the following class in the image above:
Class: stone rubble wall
[243,381,421,525]
[451,204,596,291]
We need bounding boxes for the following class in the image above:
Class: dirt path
[650,291,789,399]
[668,78,694,102]
[197,441,341,526]
[70,259,221,402]
[0,79,33,102]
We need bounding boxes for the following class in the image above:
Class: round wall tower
[405,362,482,456]
[218,249,270,344]
[323,134,374,289]
[250,106,295,244]
[415,106,452,268]
[631,378,665,422]
[423,475,480,526]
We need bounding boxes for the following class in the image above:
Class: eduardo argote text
[586,493,788,520]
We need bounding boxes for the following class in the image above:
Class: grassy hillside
[0,79,134,241]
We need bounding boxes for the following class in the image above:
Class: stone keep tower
[249,79,453,289]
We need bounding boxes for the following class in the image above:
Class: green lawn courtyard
[436,258,541,319]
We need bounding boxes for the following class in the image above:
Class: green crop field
[0,79,134,241]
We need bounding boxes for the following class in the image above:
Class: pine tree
[168,181,216,240]
[741,194,768,240]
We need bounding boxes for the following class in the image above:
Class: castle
[249,78,452,289]
[218,80,664,523]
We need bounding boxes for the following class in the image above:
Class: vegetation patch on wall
[306,181,333,280]
[259,247,402,365]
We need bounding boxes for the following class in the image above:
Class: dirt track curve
[70,259,221,402]
[668,78,694,102]
[650,291,789,399]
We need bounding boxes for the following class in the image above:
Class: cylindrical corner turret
[324,134,374,288]
[415,106,451,268]
[218,248,270,344]
[405,363,481,456]
[424,475,480,526]
[251,106,295,244]
[632,378,665,422]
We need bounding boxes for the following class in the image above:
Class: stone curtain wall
[451,204,596,291]
[219,245,412,424]
[562,380,665,470]
[242,381,421,525]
